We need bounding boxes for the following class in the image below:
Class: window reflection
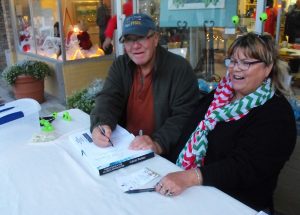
[13,0,297,63]
[15,0,35,54]
[61,0,111,60]
[31,0,60,59]
[14,0,114,61]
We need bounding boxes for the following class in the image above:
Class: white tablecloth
[0,109,257,215]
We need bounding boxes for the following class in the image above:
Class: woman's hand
[155,168,203,197]
[91,125,112,147]
[129,135,163,154]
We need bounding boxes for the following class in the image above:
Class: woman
[156,32,296,212]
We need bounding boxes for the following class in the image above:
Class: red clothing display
[77,31,92,50]
[104,0,133,39]
[264,7,277,37]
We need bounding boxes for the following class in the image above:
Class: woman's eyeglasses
[225,58,263,70]
[120,33,155,46]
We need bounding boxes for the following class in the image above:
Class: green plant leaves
[1,60,51,85]
[67,79,105,114]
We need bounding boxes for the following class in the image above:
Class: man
[251,0,277,36]
[264,0,277,37]
[285,0,300,72]
[285,0,300,43]
[102,0,133,53]
[96,0,110,48]
[90,13,200,158]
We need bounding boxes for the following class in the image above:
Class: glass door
[115,0,135,56]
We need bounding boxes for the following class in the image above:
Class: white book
[69,125,154,175]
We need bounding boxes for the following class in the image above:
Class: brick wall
[1,0,15,72]
[0,1,9,71]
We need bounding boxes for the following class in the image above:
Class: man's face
[123,32,159,69]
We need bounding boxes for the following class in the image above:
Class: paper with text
[116,167,160,191]
[69,125,153,172]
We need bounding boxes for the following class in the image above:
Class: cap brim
[119,29,150,43]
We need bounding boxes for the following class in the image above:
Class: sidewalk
[0,78,66,116]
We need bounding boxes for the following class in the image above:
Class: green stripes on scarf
[176,78,274,170]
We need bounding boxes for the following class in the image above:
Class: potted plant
[2,60,51,103]
[67,79,105,114]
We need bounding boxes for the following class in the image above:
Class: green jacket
[90,46,200,155]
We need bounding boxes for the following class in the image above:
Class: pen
[98,125,114,147]
[125,187,155,194]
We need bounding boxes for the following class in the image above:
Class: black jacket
[90,45,200,154]
[285,5,300,43]
[170,91,296,211]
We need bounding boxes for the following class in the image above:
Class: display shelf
[243,0,257,16]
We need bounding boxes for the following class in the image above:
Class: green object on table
[52,112,58,119]
[39,119,47,126]
[41,120,54,132]
[63,111,72,121]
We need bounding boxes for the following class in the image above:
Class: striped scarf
[177,76,274,170]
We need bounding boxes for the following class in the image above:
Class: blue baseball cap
[119,13,156,42]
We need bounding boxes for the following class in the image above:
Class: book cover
[69,125,154,175]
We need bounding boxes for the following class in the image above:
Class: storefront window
[238,0,256,33]
[137,0,237,81]
[13,0,114,61]
[62,0,110,60]
[31,0,60,59]
[13,0,292,64]
[133,1,296,81]
[15,0,35,54]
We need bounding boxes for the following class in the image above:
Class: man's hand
[102,37,112,50]
[129,135,163,154]
[91,125,112,147]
